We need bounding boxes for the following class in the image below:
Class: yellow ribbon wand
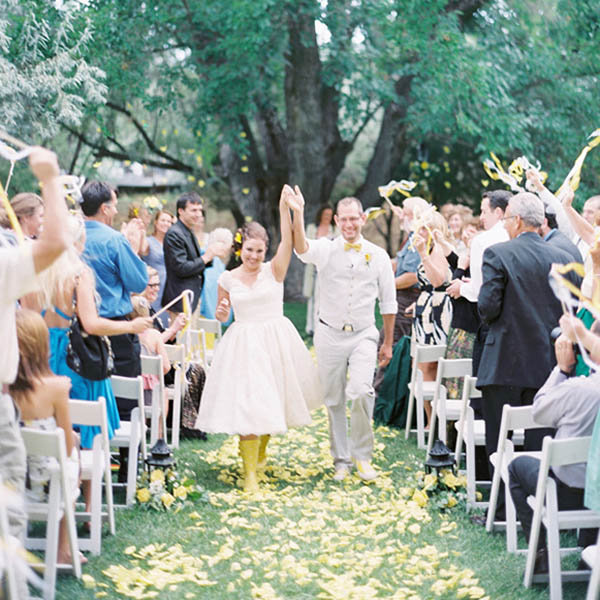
[555,128,600,200]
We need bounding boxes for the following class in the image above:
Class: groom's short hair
[336,196,363,214]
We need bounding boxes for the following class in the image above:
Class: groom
[292,190,397,481]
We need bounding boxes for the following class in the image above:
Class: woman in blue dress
[37,216,153,449]
[142,209,174,328]
[200,227,233,324]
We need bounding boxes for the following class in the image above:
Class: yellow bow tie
[344,242,362,252]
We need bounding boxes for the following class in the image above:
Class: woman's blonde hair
[0,192,43,228]
[9,309,51,394]
[36,213,88,309]
[415,209,452,243]
[130,294,150,318]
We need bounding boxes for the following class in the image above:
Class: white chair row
[452,387,599,599]
[408,357,600,599]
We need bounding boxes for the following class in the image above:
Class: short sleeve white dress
[195,262,322,436]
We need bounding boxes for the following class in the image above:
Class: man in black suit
[162,192,221,315]
[540,206,583,264]
[477,192,576,499]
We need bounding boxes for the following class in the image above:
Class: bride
[195,186,322,492]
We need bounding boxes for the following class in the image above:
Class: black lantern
[425,439,455,477]
[145,438,175,472]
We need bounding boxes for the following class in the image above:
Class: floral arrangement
[135,466,208,512]
[410,469,468,511]
[364,252,372,267]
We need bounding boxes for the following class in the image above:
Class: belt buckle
[342,323,354,332]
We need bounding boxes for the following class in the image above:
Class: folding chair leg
[126,447,139,506]
[486,466,502,532]
[43,477,61,600]
[89,470,102,555]
[405,384,415,441]
[416,393,425,449]
[546,489,563,600]
[171,392,181,449]
[505,484,518,553]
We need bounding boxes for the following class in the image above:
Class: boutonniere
[364,253,372,267]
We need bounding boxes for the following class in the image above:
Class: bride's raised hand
[292,185,305,212]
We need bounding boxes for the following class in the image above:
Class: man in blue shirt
[81,181,148,419]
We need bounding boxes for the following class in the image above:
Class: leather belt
[319,318,354,332]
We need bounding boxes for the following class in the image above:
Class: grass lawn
[55,414,587,600]
[53,304,587,599]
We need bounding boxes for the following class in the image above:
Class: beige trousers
[314,323,379,468]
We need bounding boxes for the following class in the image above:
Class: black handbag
[66,290,114,381]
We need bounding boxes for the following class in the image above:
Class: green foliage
[0,0,106,140]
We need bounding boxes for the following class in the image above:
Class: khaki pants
[314,323,378,468]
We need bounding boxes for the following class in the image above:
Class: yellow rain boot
[239,438,260,493]
[257,434,270,470]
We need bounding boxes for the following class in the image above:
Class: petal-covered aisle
[57,409,584,599]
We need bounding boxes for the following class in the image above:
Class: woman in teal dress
[37,216,153,449]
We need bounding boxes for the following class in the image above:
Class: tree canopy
[1,0,599,232]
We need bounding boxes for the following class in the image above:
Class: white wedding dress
[195,262,322,436]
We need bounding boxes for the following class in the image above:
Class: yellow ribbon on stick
[555,129,600,200]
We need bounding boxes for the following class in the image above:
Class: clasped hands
[280,184,304,213]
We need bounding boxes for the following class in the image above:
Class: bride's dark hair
[232,221,269,259]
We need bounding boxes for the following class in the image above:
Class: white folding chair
[164,344,185,449]
[141,354,167,447]
[179,319,222,368]
[68,397,115,555]
[404,342,446,449]
[426,357,472,454]
[583,530,600,600]
[110,375,145,507]
[0,478,20,600]
[454,375,487,511]
[524,436,600,599]
[486,405,545,553]
[20,428,82,600]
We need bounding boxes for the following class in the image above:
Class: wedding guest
[508,325,600,573]
[0,192,44,239]
[302,205,336,336]
[80,181,149,419]
[142,209,174,327]
[201,227,234,322]
[36,214,152,447]
[11,309,83,565]
[477,192,576,518]
[139,268,207,439]
[130,296,170,438]
[0,147,69,581]
[162,193,222,317]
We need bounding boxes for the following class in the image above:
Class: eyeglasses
[501,215,518,222]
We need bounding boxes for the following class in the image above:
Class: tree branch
[60,123,194,173]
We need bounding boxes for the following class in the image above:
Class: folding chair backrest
[542,435,592,470]
[141,354,164,379]
[414,344,446,366]
[194,317,222,339]
[437,357,472,381]
[21,427,66,460]
[164,343,185,366]
[68,397,106,429]
[110,375,145,407]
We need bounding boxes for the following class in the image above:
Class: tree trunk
[354,75,413,209]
